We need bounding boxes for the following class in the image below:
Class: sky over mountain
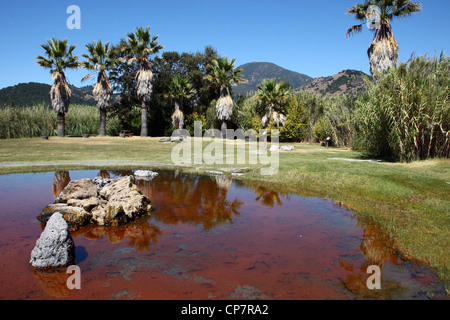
[0,0,448,89]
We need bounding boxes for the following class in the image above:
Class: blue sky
[0,0,449,89]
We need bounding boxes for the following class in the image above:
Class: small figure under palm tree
[36,38,79,137]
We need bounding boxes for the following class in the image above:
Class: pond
[0,169,446,300]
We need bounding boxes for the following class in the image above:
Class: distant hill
[1,68,370,107]
[299,69,370,96]
[0,82,97,107]
[233,62,313,96]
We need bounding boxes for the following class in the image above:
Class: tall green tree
[81,40,119,136]
[346,0,422,79]
[164,75,197,130]
[255,78,291,128]
[36,38,79,137]
[206,57,245,137]
[123,26,164,136]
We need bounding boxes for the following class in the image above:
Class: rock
[269,145,279,152]
[30,212,76,270]
[95,176,153,226]
[231,173,244,177]
[205,170,223,175]
[55,178,98,203]
[134,170,159,179]
[39,204,91,230]
[171,136,184,143]
[38,176,153,228]
[93,176,113,190]
[280,145,294,151]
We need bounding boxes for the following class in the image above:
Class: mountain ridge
[0,82,97,107]
[234,62,313,96]
[299,69,370,96]
[0,63,370,107]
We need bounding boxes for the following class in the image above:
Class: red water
[0,170,446,300]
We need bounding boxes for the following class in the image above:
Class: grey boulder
[30,212,75,270]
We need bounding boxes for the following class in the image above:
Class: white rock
[171,136,184,143]
[280,145,294,151]
[30,212,75,269]
[134,170,159,178]
[205,170,223,175]
[269,145,279,152]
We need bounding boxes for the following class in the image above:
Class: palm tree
[206,57,245,137]
[81,40,119,136]
[346,0,422,78]
[36,38,79,137]
[164,75,197,130]
[255,78,291,128]
[123,26,164,136]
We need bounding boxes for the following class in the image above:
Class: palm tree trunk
[141,101,148,137]
[368,20,399,80]
[57,112,65,137]
[221,121,227,139]
[100,108,107,136]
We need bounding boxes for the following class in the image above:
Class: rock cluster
[38,176,153,229]
[134,170,159,179]
[30,212,75,270]
[269,145,295,151]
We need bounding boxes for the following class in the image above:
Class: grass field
[0,136,449,285]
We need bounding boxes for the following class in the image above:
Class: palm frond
[36,38,79,74]
[347,3,370,21]
[81,74,91,82]
[346,24,364,38]
[392,0,422,17]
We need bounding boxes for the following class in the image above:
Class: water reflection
[71,217,162,252]
[233,180,293,208]
[24,169,445,299]
[32,269,73,298]
[135,172,243,231]
[97,170,110,179]
[337,220,430,299]
[52,171,71,199]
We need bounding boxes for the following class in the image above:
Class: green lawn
[1,136,449,284]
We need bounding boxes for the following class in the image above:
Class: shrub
[354,53,450,161]
[279,96,308,142]
[185,111,207,136]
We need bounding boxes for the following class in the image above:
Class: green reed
[354,53,450,161]
[0,104,121,139]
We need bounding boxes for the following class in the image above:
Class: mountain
[233,62,313,96]
[1,67,370,107]
[0,82,97,107]
[298,69,370,96]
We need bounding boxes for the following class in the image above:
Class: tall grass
[297,90,356,147]
[354,53,450,161]
[0,104,121,139]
